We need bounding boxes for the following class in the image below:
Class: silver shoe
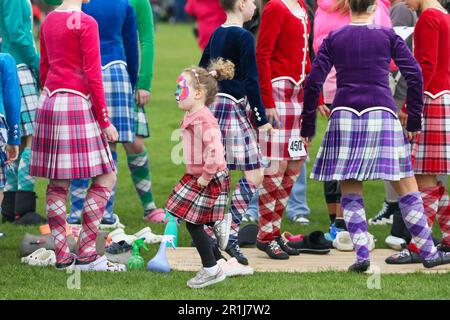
[213,213,232,250]
[187,267,226,289]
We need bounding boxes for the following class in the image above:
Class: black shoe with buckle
[385,248,422,264]
[276,236,299,255]
[257,240,289,260]
[225,243,248,265]
[423,251,450,268]
[348,260,370,273]
[437,243,450,253]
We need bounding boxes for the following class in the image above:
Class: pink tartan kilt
[30,90,115,179]
[412,93,450,175]
[259,79,304,160]
[165,170,230,225]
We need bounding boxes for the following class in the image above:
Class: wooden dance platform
[167,248,450,274]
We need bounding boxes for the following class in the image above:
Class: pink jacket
[313,0,392,103]
[185,0,226,49]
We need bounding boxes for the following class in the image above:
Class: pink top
[185,0,226,49]
[313,0,392,103]
[181,107,227,182]
[40,10,111,128]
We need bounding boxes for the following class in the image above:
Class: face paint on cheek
[175,76,190,102]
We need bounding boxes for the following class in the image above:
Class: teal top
[0,0,39,74]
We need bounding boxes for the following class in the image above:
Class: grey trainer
[187,267,226,289]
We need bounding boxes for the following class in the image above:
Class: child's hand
[318,104,330,118]
[266,108,281,129]
[197,177,209,188]
[399,110,408,127]
[407,131,420,142]
[102,124,119,143]
[258,123,274,134]
[5,145,19,165]
[135,89,151,107]
[301,136,312,148]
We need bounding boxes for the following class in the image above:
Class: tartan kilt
[412,94,450,175]
[134,104,150,137]
[0,117,8,188]
[30,90,115,180]
[208,95,261,171]
[17,64,39,137]
[259,79,304,160]
[102,63,135,143]
[311,108,414,181]
[165,170,230,225]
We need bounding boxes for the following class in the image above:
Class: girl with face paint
[166,59,240,288]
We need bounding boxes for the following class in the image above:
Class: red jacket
[414,7,450,99]
[256,0,311,108]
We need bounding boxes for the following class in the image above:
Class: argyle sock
[342,193,370,262]
[17,147,35,191]
[273,168,300,238]
[47,184,71,264]
[103,151,118,219]
[228,178,258,247]
[69,179,89,220]
[257,174,283,243]
[77,183,112,262]
[437,183,450,246]
[127,150,157,213]
[399,192,439,261]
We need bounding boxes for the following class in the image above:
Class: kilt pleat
[17,65,38,137]
[30,90,115,180]
[311,108,414,181]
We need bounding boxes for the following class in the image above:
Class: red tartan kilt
[165,170,230,225]
[412,94,450,175]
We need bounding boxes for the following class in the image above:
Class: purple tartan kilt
[30,90,115,180]
[165,170,230,225]
[311,108,414,181]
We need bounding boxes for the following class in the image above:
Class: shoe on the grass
[288,231,331,254]
[187,267,226,289]
[143,208,166,223]
[385,235,407,251]
[0,231,5,239]
[422,251,450,268]
[281,231,304,243]
[290,214,310,225]
[105,241,133,264]
[100,214,124,230]
[134,227,163,244]
[28,249,56,267]
[109,228,136,245]
[348,260,370,273]
[75,255,126,272]
[225,243,249,265]
[256,240,289,260]
[333,231,354,251]
[213,213,232,250]
[368,200,396,225]
[324,222,346,241]
[21,248,47,264]
[385,248,421,264]
[276,236,299,255]
[217,258,254,277]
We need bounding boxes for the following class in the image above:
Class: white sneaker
[333,231,354,251]
[217,258,254,277]
[291,215,310,225]
[242,214,256,223]
[109,228,137,245]
[213,213,232,250]
[21,248,47,264]
[385,235,407,251]
[187,267,226,289]
[75,255,126,272]
[99,214,125,230]
[134,227,163,244]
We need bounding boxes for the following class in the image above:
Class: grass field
[0,23,449,300]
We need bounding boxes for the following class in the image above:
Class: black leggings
[324,180,342,204]
[186,222,217,268]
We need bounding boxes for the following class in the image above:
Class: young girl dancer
[302,0,450,272]
[0,53,21,223]
[255,0,310,259]
[66,0,139,228]
[199,0,272,265]
[30,0,125,271]
[0,0,40,220]
[165,60,233,288]
[386,0,450,264]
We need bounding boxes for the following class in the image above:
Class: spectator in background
[185,0,226,49]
